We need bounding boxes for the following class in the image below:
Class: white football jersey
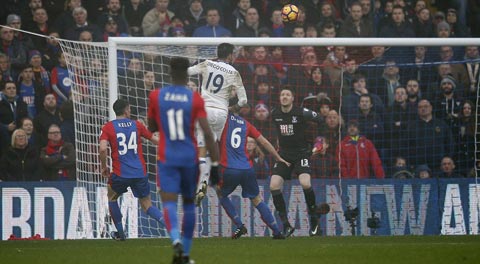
[188,60,247,111]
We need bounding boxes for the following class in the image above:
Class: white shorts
[196,107,228,147]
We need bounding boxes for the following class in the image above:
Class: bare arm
[99,139,109,178]
[256,135,290,167]
[149,132,159,145]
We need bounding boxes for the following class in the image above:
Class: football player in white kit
[188,43,248,206]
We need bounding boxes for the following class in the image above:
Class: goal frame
[101,37,480,237]
[107,37,480,120]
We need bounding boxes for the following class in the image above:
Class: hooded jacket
[337,135,385,179]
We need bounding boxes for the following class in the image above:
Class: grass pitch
[1,235,480,264]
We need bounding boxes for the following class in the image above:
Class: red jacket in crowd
[337,135,385,179]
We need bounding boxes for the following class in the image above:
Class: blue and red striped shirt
[147,85,206,166]
[219,114,261,169]
[100,118,152,178]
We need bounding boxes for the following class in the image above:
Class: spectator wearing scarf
[40,124,76,180]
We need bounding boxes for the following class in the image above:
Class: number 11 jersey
[147,85,207,166]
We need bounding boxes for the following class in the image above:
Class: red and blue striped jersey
[219,114,261,169]
[147,85,206,166]
[100,118,152,178]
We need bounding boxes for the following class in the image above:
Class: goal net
[58,37,479,238]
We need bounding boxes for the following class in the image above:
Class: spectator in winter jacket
[40,124,76,180]
[64,6,102,41]
[415,164,432,179]
[438,156,463,178]
[235,7,264,37]
[53,0,81,38]
[96,0,130,35]
[408,99,454,174]
[0,53,14,82]
[341,73,385,120]
[432,75,464,128]
[0,128,42,181]
[0,27,27,75]
[385,86,415,166]
[338,2,374,37]
[378,5,415,38]
[102,16,129,41]
[390,156,414,179]
[192,8,231,37]
[0,81,29,136]
[142,0,175,37]
[178,0,206,36]
[337,119,385,179]
[7,13,35,51]
[445,8,470,38]
[123,0,149,36]
[33,93,61,148]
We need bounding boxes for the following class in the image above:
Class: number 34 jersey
[188,60,247,112]
[100,118,152,178]
[148,85,207,166]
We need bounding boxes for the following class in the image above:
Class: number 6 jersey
[219,114,261,170]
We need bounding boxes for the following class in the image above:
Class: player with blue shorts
[216,108,290,239]
[99,99,164,241]
[148,57,219,264]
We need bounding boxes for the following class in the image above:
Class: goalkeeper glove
[210,162,219,186]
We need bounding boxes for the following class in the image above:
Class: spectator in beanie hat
[337,119,385,179]
[436,21,451,38]
[415,164,432,179]
[29,50,52,91]
[433,74,463,126]
[6,13,35,50]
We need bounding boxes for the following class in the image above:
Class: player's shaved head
[170,57,189,84]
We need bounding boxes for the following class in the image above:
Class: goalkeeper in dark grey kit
[270,87,322,237]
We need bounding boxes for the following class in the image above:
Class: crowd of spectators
[0,0,479,181]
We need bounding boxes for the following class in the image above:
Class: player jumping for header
[187,43,248,206]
